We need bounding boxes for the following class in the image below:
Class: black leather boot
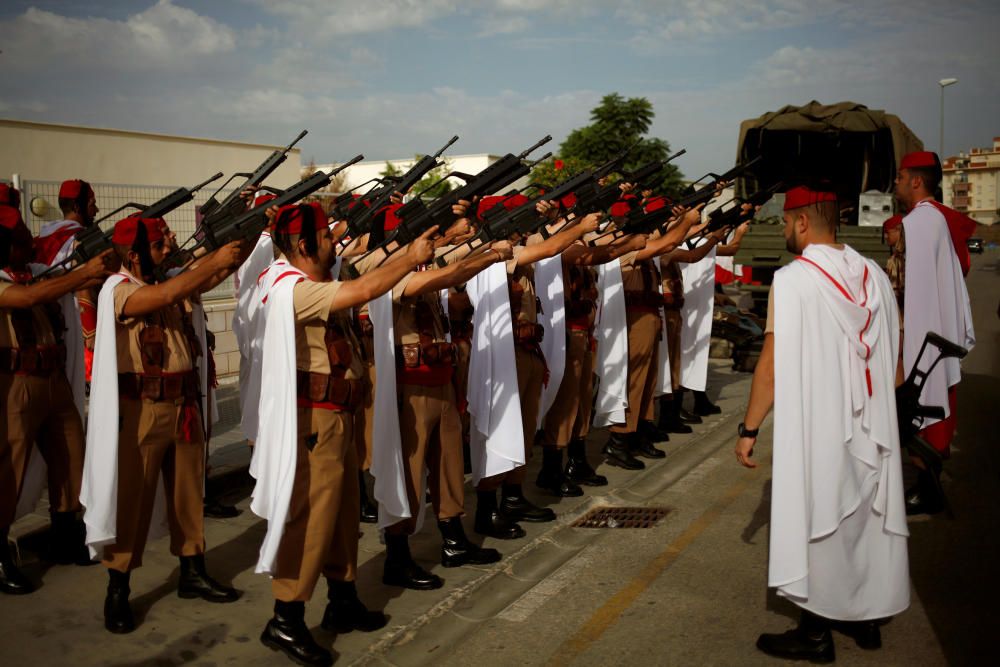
[0,528,35,595]
[905,469,945,516]
[565,439,608,486]
[536,447,584,497]
[834,619,882,650]
[104,569,135,634]
[500,484,556,523]
[756,610,835,663]
[635,423,667,459]
[321,579,388,633]
[359,471,378,524]
[675,391,703,424]
[438,517,502,567]
[261,600,333,666]
[693,390,722,416]
[602,432,645,470]
[177,554,240,602]
[638,419,670,444]
[382,533,443,590]
[48,511,95,566]
[474,490,525,539]
[657,395,692,434]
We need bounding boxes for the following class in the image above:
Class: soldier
[537,229,646,492]
[251,203,437,666]
[83,216,246,633]
[382,230,513,589]
[603,201,703,469]
[0,205,114,594]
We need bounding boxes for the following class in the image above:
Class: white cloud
[0,1,237,72]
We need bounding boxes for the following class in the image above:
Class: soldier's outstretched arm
[515,213,602,266]
[403,240,513,297]
[330,228,436,312]
[0,250,114,309]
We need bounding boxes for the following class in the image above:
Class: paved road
[1,251,996,666]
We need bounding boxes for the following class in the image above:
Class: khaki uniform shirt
[292,278,364,380]
[113,271,194,374]
[507,245,538,324]
[0,280,59,349]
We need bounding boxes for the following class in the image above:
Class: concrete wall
[204,299,240,379]
[0,119,302,190]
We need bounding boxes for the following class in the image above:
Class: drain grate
[571,506,670,529]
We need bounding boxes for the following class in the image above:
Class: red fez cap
[0,184,20,208]
[882,214,903,233]
[273,202,326,235]
[477,196,506,220]
[783,186,837,211]
[59,179,93,200]
[0,205,25,232]
[254,193,277,208]
[382,203,404,232]
[610,199,633,218]
[560,193,577,210]
[644,196,669,213]
[504,194,530,210]
[900,151,939,170]
[112,217,165,246]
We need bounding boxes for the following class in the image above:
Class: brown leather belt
[118,370,200,402]
[397,342,456,368]
[513,321,545,345]
[296,370,363,409]
[0,345,67,375]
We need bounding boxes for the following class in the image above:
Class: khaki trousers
[664,308,682,392]
[102,398,206,573]
[574,345,596,441]
[478,347,545,490]
[0,372,85,528]
[609,310,661,434]
[387,382,465,534]
[272,407,359,602]
[541,330,591,448]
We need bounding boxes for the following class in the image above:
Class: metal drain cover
[571,506,670,529]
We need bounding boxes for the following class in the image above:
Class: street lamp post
[939,77,958,157]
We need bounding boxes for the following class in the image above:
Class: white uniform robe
[679,240,716,392]
[770,244,909,621]
[901,201,975,425]
[235,232,275,441]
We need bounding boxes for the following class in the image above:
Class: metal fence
[19,179,237,301]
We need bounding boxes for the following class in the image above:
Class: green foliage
[534,93,685,197]
[380,158,454,200]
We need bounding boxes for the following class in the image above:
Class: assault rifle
[197,130,308,228]
[684,181,784,246]
[672,155,763,209]
[159,155,363,277]
[433,169,597,267]
[354,135,552,265]
[342,135,459,240]
[36,171,224,277]
[570,149,686,216]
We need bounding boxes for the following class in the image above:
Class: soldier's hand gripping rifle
[36,171,224,278]
[197,130,308,227]
[159,155,364,277]
[353,135,552,267]
[341,135,459,241]
[566,149,686,221]
[685,181,784,245]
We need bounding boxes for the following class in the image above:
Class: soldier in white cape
[736,187,909,662]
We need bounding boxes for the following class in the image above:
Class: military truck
[731,100,924,312]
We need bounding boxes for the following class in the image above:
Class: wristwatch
[738,422,759,438]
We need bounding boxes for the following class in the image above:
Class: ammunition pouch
[624,291,664,311]
[565,299,595,320]
[513,321,545,345]
[0,344,67,375]
[295,370,363,410]
[118,370,200,402]
[397,342,456,368]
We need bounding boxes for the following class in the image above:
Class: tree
[533,93,684,197]
[381,158,454,200]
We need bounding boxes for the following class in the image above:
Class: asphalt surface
[1,250,997,666]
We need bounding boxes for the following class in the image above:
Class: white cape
[80,272,167,559]
[249,263,305,574]
[653,256,672,396]
[535,256,566,428]
[679,239,716,392]
[368,290,418,530]
[236,233,274,440]
[466,261,525,484]
[901,201,975,425]
[770,244,909,621]
[593,260,629,427]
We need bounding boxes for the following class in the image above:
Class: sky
[0,0,998,180]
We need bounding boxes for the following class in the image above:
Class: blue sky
[1,0,997,180]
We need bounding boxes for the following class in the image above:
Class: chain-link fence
[19,179,237,301]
